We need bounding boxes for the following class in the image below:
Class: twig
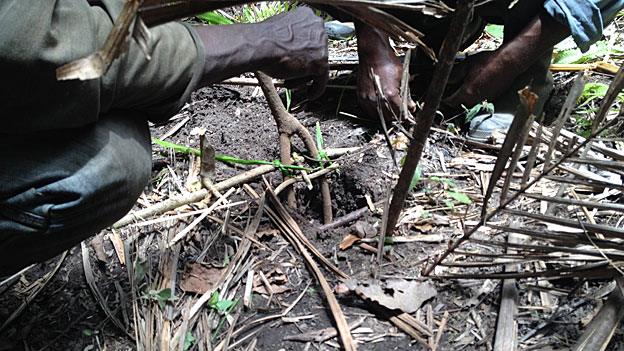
[318,203,381,231]
[0,264,34,295]
[432,311,449,351]
[493,234,520,351]
[188,193,265,319]
[113,164,274,228]
[255,71,333,224]
[81,243,130,336]
[385,0,475,236]
[0,252,67,332]
[423,117,621,276]
[213,282,311,351]
[283,317,366,343]
[263,184,356,350]
[167,187,235,247]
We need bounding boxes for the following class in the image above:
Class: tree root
[255,71,333,224]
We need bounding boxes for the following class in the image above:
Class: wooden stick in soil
[255,71,333,224]
[384,0,474,237]
[493,234,520,351]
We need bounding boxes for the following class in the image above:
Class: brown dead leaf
[106,232,125,265]
[346,279,437,314]
[253,267,290,295]
[391,134,409,151]
[339,234,361,250]
[180,264,223,294]
[90,236,108,263]
[413,223,434,232]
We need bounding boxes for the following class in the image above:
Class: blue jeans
[0,112,152,275]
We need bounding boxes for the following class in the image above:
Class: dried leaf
[339,234,361,250]
[347,279,437,314]
[253,268,290,295]
[180,264,222,294]
[90,236,109,263]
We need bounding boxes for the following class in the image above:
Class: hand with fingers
[353,23,417,123]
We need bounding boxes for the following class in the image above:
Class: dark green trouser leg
[0,112,152,275]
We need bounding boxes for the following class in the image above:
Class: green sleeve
[0,0,204,133]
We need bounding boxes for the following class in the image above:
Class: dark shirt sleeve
[0,0,204,134]
[544,0,624,52]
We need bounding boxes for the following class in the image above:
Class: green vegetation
[485,24,504,40]
[553,40,624,64]
[195,10,234,25]
[152,137,311,173]
[142,288,178,309]
[208,291,237,313]
[410,174,472,209]
[464,101,495,123]
[315,122,331,166]
[196,2,296,25]
[183,332,196,351]
[573,82,624,137]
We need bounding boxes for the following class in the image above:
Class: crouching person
[0,0,328,275]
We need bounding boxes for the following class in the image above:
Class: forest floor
[2,14,624,351]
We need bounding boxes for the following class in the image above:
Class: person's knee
[0,114,152,274]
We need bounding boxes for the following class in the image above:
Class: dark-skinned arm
[194,8,329,97]
[445,11,569,108]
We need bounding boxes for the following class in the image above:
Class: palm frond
[424,66,624,282]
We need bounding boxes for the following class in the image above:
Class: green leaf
[183,331,196,351]
[464,101,495,123]
[447,190,472,205]
[83,329,93,337]
[408,165,423,192]
[156,288,173,301]
[285,89,292,111]
[553,40,624,64]
[214,299,235,313]
[209,291,220,307]
[443,200,455,209]
[315,122,325,151]
[134,259,147,283]
[196,11,233,25]
[208,292,237,313]
[485,24,504,40]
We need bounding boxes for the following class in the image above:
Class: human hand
[259,7,329,99]
[353,23,416,123]
[356,55,417,123]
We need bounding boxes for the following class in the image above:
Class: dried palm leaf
[424,66,624,279]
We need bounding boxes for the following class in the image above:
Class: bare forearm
[446,10,570,107]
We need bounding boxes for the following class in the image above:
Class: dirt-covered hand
[260,7,329,99]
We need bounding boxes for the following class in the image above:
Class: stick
[493,234,520,351]
[264,185,356,351]
[385,0,475,236]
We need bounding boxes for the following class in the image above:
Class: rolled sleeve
[544,0,624,52]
